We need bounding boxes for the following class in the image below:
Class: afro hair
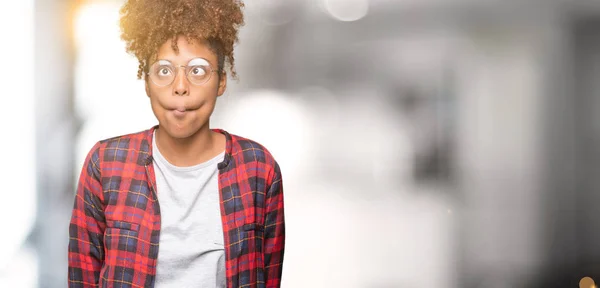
[119,0,245,79]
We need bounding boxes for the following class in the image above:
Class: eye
[157,66,173,76]
[190,66,207,76]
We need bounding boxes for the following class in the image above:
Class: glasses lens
[149,62,174,86]
[187,65,210,85]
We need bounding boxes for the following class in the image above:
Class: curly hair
[119,0,245,79]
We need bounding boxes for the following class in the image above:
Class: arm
[264,162,285,288]
[68,143,106,287]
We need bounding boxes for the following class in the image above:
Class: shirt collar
[141,125,233,170]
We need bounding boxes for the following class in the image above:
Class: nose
[173,66,189,96]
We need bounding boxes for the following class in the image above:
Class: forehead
[155,36,217,65]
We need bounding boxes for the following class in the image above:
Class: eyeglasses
[146,58,219,86]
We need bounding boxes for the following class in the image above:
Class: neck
[154,123,223,167]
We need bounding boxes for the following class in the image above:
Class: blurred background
[3,0,600,287]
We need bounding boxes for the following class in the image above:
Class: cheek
[192,82,220,103]
[148,94,168,120]
[194,98,216,117]
[149,95,160,109]
[206,75,222,93]
[147,86,172,107]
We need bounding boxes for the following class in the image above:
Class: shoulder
[85,128,153,166]
[97,128,150,148]
[226,131,282,179]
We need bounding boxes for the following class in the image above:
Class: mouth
[172,107,187,117]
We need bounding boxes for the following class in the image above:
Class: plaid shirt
[68,126,285,288]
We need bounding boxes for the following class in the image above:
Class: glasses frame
[146,58,220,87]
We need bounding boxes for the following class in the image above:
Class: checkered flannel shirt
[68,126,285,287]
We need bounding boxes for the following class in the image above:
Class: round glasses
[147,58,219,86]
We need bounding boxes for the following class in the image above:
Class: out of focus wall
[5,0,600,288]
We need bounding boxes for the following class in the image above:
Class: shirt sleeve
[263,162,285,288]
[68,142,106,287]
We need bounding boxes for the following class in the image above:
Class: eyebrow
[188,58,210,66]
[156,57,211,66]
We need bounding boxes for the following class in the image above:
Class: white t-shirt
[152,132,226,287]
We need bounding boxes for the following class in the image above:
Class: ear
[217,72,227,97]
[145,77,151,98]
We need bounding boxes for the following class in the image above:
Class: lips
[159,97,202,111]
[168,104,188,117]
[160,99,201,116]
[170,105,201,114]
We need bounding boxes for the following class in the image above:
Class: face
[145,36,227,139]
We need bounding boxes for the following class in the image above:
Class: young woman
[68,1,285,287]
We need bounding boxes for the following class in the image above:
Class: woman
[68,1,285,287]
